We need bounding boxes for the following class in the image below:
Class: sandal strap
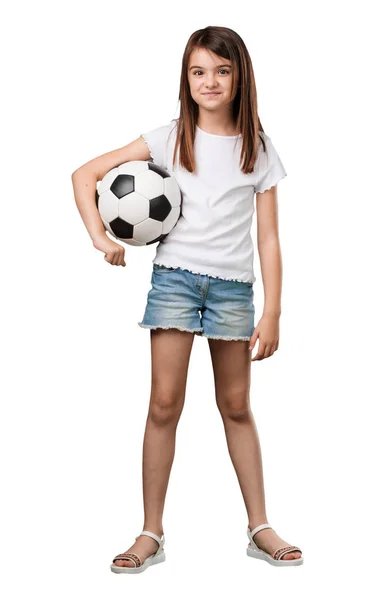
[248,523,273,539]
[113,552,142,567]
[112,530,165,566]
[136,530,164,548]
[273,546,302,561]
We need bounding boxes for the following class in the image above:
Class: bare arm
[256,185,282,318]
[71,169,106,243]
[71,135,151,244]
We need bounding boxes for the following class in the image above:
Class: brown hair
[170,26,266,174]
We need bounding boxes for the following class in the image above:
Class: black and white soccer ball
[95,161,182,246]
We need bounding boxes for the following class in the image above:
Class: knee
[217,389,251,422]
[148,393,184,425]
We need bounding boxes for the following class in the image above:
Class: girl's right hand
[93,234,126,267]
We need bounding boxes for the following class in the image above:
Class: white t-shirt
[140,118,287,284]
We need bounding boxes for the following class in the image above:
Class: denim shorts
[138,264,255,341]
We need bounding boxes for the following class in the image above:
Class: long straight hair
[171,26,266,174]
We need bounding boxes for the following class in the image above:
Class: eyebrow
[189,64,232,70]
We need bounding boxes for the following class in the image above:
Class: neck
[197,110,239,136]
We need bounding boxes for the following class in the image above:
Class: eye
[192,69,230,76]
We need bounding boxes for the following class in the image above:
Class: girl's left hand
[249,315,280,361]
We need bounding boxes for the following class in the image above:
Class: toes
[282,551,301,560]
[114,559,134,567]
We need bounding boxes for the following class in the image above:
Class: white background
[2,0,374,597]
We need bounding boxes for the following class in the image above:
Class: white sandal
[247,524,303,567]
[111,530,166,574]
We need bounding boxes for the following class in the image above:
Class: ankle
[142,525,164,537]
[248,517,269,531]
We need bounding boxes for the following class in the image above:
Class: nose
[204,73,218,89]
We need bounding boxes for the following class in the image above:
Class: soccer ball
[95,161,182,246]
[96,161,182,246]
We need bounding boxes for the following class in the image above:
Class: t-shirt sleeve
[254,133,287,194]
[140,122,174,169]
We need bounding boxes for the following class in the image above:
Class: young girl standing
[72,25,303,571]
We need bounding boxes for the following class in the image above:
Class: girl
[72,25,303,571]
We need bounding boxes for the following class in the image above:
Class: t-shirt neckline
[196,125,242,139]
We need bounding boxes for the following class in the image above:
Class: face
[187,47,235,110]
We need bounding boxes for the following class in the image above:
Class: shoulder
[140,119,177,150]
[257,130,271,150]
[256,131,280,162]
[140,119,178,167]
[254,131,287,192]
[142,120,175,137]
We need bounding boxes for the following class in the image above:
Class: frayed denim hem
[200,333,252,341]
[138,322,203,334]
[138,323,252,340]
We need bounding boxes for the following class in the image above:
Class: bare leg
[113,328,195,567]
[208,338,302,560]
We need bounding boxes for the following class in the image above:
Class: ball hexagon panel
[164,177,182,207]
[118,191,150,224]
[148,162,170,179]
[98,189,119,222]
[135,169,164,198]
[149,195,172,221]
[104,220,116,238]
[109,218,134,239]
[161,205,181,233]
[110,174,135,199]
[98,167,120,194]
[133,218,163,243]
